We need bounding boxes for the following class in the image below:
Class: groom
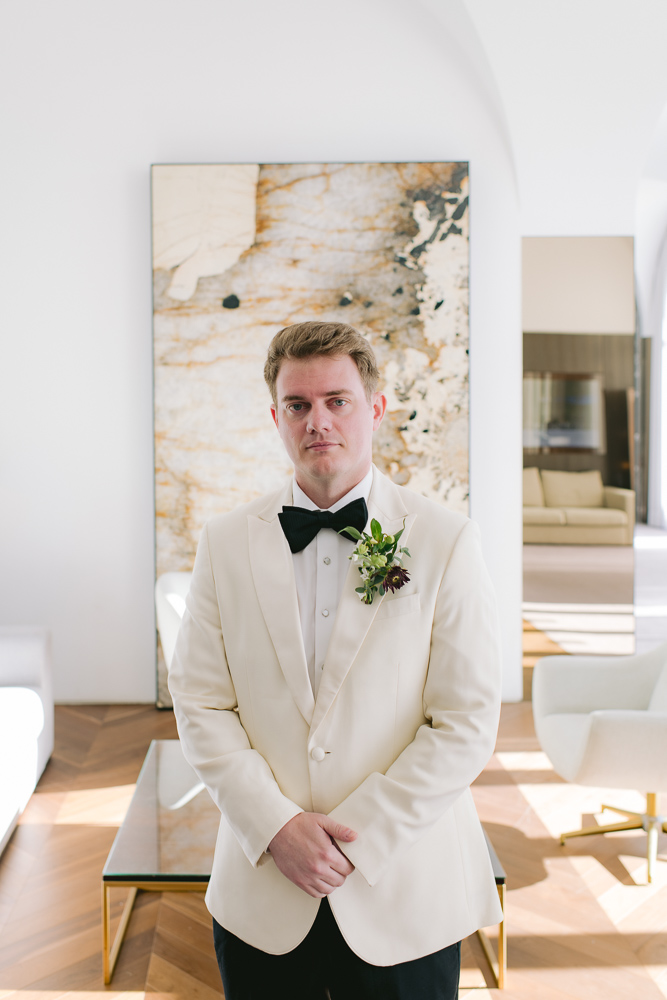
[168,322,502,999]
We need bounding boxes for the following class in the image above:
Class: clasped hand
[268,813,357,898]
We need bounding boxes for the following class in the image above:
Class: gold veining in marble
[153,162,469,584]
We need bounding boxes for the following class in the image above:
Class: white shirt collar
[292,467,373,512]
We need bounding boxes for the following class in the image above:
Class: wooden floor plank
[159,894,217,955]
[146,952,223,1000]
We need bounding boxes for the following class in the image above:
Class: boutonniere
[340,518,411,605]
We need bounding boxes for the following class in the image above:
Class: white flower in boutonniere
[339,518,411,605]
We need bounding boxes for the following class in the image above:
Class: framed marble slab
[152,162,469,705]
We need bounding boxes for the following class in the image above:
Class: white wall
[0,0,523,702]
[523,237,635,334]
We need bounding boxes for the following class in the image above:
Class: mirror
[521,237,639,699]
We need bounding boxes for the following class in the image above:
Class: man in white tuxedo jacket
[169,322,502,999]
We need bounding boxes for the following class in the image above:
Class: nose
[306,400,333,434]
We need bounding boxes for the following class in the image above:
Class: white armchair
[532,641,667,882]
[155,572,192,672]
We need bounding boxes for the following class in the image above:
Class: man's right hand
[268,813,357,898]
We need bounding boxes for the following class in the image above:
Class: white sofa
[0,627,54,856]
[523,468,635,545]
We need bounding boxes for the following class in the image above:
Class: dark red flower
[382,566,410,594]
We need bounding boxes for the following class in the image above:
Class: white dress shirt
[291,468,373,696]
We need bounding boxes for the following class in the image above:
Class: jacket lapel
[248,483,315,726]
[310,468,416,736]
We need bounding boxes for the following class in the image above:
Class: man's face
[271,354,386,503]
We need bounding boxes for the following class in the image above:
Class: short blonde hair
[264,322,379,405]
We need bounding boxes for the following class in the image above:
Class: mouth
[306,442,339,452]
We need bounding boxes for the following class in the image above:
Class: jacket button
[311,746,325,761]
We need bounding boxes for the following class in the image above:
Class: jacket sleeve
[327,519,502,886]
[168,522,303,867]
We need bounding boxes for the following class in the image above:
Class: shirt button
[311,747,325,761]
[323,556,331,565]
[322,609,329,617]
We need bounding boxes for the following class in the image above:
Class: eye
[332,398,347,407]
[287,402,305,413]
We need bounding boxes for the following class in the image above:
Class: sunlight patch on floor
[53,784,136,826]
[497,751,648,842]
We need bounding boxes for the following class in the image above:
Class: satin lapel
[248,491,315,727]
[310,470,416,736]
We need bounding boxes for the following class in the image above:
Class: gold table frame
[102,877,506,989]
[476,882,506,990]
[474,829,507,989]
[102,878,207,984]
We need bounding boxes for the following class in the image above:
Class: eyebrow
[281,389,351,402]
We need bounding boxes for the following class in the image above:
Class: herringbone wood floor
[0,702,666,998]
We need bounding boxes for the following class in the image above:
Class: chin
[307,456,340,474]
[304,455,345,477]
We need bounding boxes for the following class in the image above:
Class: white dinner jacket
[168,466,503,966]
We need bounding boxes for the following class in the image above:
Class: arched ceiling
[463,0,667,235]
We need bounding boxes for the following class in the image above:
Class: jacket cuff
[330,831,381,887]
[245,802,304,868]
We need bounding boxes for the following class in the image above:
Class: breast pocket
[374,592,421,621]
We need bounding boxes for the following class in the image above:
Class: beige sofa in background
[523,468,635,545]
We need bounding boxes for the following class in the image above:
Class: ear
[372,392,387,431]
[271,404,279,430]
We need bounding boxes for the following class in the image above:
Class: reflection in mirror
[524,372,606,452]
[521,237,639,700]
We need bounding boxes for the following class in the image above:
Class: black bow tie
[278,498,368,554]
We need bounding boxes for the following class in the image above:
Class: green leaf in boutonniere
[340,518,411,605]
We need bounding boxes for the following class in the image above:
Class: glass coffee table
[102,739,507,989]
[102,739,219,983]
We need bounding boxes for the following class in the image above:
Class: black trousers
[212,898,460,1000]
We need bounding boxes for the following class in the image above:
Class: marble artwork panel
[152,162,469,703]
